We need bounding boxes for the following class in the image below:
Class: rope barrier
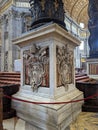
[4,93,98,105]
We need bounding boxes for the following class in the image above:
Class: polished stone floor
[70,112,98,130]
[3,112,98,130]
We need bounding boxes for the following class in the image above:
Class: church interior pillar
[87,0,98,78]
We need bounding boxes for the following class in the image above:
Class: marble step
[0,77,20,81]
[0,72,20,75]
[75,73,87,77]
[75,76,89,81]
[0,72,20,86]
[3,112,98,130]
[76,78,90,82]
[0,80,20,85]
[0,75,20,78]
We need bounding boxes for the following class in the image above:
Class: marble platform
[12,23,83,130]
[3,112,98,130]
[12,88,83,130]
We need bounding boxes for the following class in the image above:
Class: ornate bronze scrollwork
[29,0,66,29]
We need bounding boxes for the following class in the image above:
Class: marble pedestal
[12,23,83,130]
[86,58,98,79]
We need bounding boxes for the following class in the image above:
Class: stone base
[25,122,70,130]
[12,89,83,130]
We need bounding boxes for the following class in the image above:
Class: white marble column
[0,16,5,71]
[8,10,14,71]
[49,43,57,99]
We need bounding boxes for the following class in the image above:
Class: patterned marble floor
[3,112,98,130]
[70,112,98,130]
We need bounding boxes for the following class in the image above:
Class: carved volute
[29,0,66,29]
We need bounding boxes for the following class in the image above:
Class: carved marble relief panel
[23,44,49,91]
[56,44,74,88]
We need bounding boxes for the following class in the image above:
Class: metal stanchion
[0,88,4,130]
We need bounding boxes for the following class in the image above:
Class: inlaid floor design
[70,112,98,130]
[3,112,98,130]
